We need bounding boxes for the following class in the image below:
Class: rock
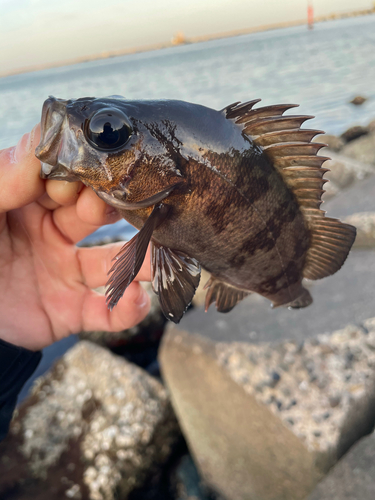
[345,212,375,249]
[313,134,344,152]
[159,322,375,500]
[306,430,375,500]
[350,96,367,105]
[368,119,375,133]
[341,131,375,165]
[79,282,166,348]
[340,125,368,143]
[0,341,180,500]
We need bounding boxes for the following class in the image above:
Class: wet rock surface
[0,341,180,500]
[306,430,375,500]
[159,320,375,500]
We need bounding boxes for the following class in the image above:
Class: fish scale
[35,96,356,322]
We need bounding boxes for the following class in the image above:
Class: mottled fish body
[36,96,356,322]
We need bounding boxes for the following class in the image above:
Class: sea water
[1,14,375,242]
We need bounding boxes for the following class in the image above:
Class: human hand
[0,125,151,351]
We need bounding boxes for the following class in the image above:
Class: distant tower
[307,1,314,29]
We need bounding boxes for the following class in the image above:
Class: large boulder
[159,321,375,500]
[0,341,180,500]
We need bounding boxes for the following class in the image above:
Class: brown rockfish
[35,96,356,322]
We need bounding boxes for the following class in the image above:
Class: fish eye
[85,108,133,151]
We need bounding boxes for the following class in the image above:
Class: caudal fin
[303,216,356,280]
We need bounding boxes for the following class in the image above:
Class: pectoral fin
[151,242,201,323]
[106,203,170,310]
[204,277,250,313]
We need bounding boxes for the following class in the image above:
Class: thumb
[0,124,44,215]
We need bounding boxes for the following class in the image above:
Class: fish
[35,96,356,323]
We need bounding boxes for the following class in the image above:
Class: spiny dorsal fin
[224,99,356,280]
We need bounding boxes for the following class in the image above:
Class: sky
[0,0,373,75]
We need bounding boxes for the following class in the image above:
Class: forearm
[0,338,42,441]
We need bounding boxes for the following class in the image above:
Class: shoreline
[1,7,374,79]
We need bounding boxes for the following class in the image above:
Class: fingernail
[134,287,149,308]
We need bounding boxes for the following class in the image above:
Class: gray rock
[341,131,375,165]
[159,321,375,500]
[340,125,368,143]
[0,341,180,500]
[345,212,375,249]
[173,247,375,346]
[306,430,375,500]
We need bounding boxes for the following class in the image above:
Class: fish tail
[303,216,356,280]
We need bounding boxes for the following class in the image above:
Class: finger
[0,125,43,214]
[38,192,61,210]
[52,195,122,244]
[77,244,151,289]
[76,186,119,226]
[81,282,151,332]
[46,180,83,206]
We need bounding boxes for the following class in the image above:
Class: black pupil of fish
[87,109,131,150]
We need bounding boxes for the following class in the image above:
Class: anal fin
[106,204,170,309]
[151,243,201,323]
[204,277,250,313]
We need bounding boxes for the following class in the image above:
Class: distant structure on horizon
[307,1,314,29]
[171,32,187,46]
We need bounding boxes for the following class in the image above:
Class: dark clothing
[0,338,42,441]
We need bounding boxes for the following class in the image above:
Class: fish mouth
[35,96,80,182]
